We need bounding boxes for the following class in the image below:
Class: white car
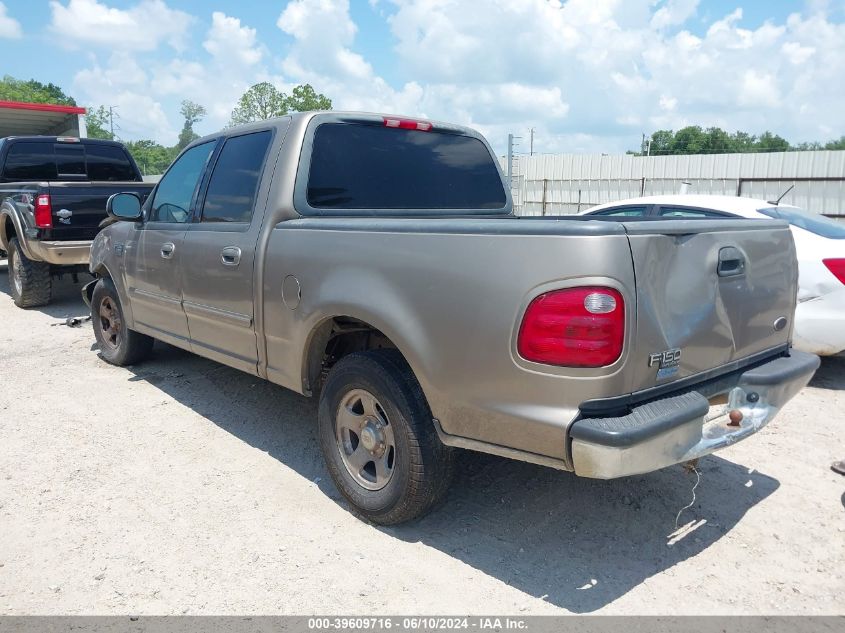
[583,195,845,356]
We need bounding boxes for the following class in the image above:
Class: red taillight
[383,116,432,131]
[517,287,625,368]
[823,258,845,285]
[34,194,52,228]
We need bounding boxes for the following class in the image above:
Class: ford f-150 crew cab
[85,112,820,524]
[0,136,153,307]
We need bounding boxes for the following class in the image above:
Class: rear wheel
[7,237,51,308]
[318,349,454,525]
[91,277,153,366]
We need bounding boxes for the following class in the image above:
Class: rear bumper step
[569,351,820,479]
[26,240,91,266]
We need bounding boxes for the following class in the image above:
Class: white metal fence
[501,150,845,218]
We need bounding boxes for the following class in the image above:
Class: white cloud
[203,11,263,68]
[651,0,699,29]
[73,52,176,141]
[48,0,193,51]
[782,41,816,64]
[65,1,845,154]
[0,2,21,38]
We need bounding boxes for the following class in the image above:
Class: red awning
[0,100,87,137]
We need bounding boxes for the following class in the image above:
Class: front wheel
[91,277,153,366]
[318,350,454,525]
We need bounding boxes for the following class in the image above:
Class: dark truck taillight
[823,259,845,285]
[517,287,625,367]
[34,194,52,228]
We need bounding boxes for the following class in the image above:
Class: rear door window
[306,123,506,210]
[201,131,272,223]
[3,142,57,180]
[86,144,138,181]
[590,206,650,217]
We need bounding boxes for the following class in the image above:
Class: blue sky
[2,1,844,154]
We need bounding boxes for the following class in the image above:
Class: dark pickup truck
[0,136,153,307]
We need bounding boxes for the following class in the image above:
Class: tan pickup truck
[84,112,819,524]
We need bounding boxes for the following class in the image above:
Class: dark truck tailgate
[42,181,153,241]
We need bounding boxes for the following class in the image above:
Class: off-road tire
[91,277,153,366]
[7,237,51,308]
[318,349,455,525]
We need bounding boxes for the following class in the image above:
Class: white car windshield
[760,207,845,239]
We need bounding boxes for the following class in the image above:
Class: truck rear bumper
[26,240,91,265]
[569,350,820,479]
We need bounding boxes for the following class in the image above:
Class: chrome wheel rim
[11,251,22,297]
[335,388,396,491]
[98,296,121,350]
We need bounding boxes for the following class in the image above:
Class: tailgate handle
[718,246,745,277]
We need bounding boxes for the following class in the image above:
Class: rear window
[306,123,506,210]
[55,144,86,177]
[3,142,57,180]
[760,207,845,239]
[86,144,138,181]
[2,141,138,182]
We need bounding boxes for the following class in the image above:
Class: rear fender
[0,202,36,259]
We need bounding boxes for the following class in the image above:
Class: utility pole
[529,127,535,156]
[507,133,514,186]
[108,106,118,139]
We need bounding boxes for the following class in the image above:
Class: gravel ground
[0,269,843,615]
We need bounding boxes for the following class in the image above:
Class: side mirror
[106,192,142,221]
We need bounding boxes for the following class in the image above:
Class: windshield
[760,207,845,239]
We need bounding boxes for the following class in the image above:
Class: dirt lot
[0,269,843,615]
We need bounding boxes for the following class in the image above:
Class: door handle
[718,246,745,277]
[221,246,242,266]
[161,242,175,259]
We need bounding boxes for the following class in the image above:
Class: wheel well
[306,317,400,395]
[1,214,15,250]
[84,265,111,303]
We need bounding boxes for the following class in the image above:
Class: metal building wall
[502,151,845,218]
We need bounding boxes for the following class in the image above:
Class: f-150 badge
[649,348,681,380]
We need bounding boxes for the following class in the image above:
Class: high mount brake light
[382,117,433,132]
[34,194,52,228]
[517,287,625,368]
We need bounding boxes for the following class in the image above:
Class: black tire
[318,349,454,525]
[7,237,51,308]
[91,277,153,366]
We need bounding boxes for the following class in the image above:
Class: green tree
[756,131,790,153]
[85,105,114,140]
[229,82,332,126]
[0,75,76,105]
[648,130,674,155]
[125,140,177,176]
[229,82,288,126]
[286,83,332,112]
[823,136,845,150]
[176,100,206,150]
